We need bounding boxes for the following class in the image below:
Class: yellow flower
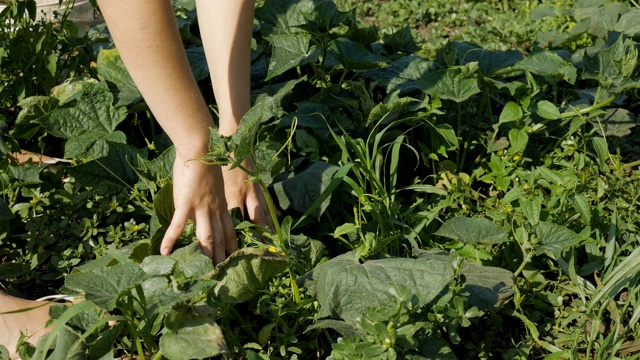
[523,184,530,190]
[268,246,278,253]
[513,154,522,161]
[505,204,512,213]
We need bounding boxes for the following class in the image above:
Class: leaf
[154,182,174,228]
[414,335,457,360]
[535,222,583,256]
[209,247,289,304]
[414,250,515,310]
[574,1,627,38]
[255,0,317,36]
[7,165,43,185]
[0,199,13,221]
[186,47,210,81]
[589,108,638,137]
[434,216,507,244]
[140,255,176,276]
[509,128,528,154]
[134,146,175,188]
[298,1,350,33]
[520,197,541,226]
[573,193,592,225]
[67,143,146,188]
[450,42,524,77]
[96,48,141,106]
[418,64,481,102]
[12,96,58,139]
[265,33,321,80]
[65,262,147,311]
[513,50,577,84]
[305,320,356,337]
[38,83,128,160]
[304,252,454,323]
[366,55,435,95]
[383,26,421,54]
[499,102,523,124]
[615,8,640,37]
[433,123,459,149]
[582,36,638,89]
[333,223,358,238]
[367,97,417,127]
[327,38,389,71]
[171,243,215,280]
[159,305,227,360]
[591,136,609,166]
[251,77,307,122]
[278,102,331,138]
[536,100,561,120]
[272,161,340,219]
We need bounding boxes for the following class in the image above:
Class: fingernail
[161,247,169,256]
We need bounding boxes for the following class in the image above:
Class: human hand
[221,157,274,231]
[161,154,237,265]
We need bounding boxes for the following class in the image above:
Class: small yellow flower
[132,225,139,232]
[505,204,512,213]
[513,154,522,161]
[557,181,562,186]
[268,246,278,253]
[37,246,45,253]
[556,1,562,5]
[523,184,530,190]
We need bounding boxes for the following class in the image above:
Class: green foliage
[2,0,640,359]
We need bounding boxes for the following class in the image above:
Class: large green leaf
[265,33,321,80]
[512,50,577,84]
[582,36,637,89]
[434,216,507,244]
[38,83,127,160]
[615,8,640,37]
[366,55,435,95]
[328,38,390,71]
[96,48,141,106]
[67,143,146,188]
[535,222,583,256]
[589,108,638,137]
[255,0,316,36]
[65,262,147,311]
[450,42,523,77]
[12,96,58,139]
[159,305,226,360]
[573,0,628,38]
[414,250,514,310]
[186,47,210,81]
[272,161,340,219]
[297,0,350,33]
[418,64,481,102]
[304,252,454,323]
[209,247,289,304]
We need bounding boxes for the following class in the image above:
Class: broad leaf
[255,0,316,36]
[383,26,421,54]
[96,48,141,106]
[574,0,627,38]
[13,96,58,139]
[366,55,435,95]
[39,83,128,160]
[535,222,583,256]
[450,42,523,77]
[304,252,454,322]
[298,1,350,33]
[582,36,637,89]
[278,102,331,138]
[434,216,507,244]
[186,47,210,81]
[513,50,577,84]
[418,64,481,102]
[414,249,514,309]
[272,161,340,219]
[159,305,226,360]
[209,247,289,304]
[615,8,640,37]
[589,108,638,137]
[65,262,147,311]
[266,33,321,80]
[367,97,417,127]
[328,38,389,71]
[67,143,146,188]
[499,102,523,124]
[153,182,174,229]
[171,243,215,280]
[536,100,561,120]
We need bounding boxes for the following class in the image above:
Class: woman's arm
[97,0,237,264]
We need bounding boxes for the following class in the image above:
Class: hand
[161,154,237,265]
[221,157,274,231]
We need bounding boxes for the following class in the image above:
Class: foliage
[2,0,640,359]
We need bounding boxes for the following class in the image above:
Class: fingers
[161,207,190,256]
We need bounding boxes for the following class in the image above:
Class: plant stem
[513,253,532,278]
[150,351,164,360]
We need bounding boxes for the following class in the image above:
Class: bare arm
[97,0,236,264]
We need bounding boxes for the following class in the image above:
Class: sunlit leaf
[435,216,507,244]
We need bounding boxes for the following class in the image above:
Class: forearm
[97,0,213,158]
[196,0,255,136]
